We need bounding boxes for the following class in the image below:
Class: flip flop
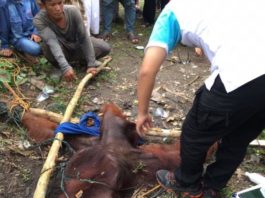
[100,32,111,41]
[127,32,139,44]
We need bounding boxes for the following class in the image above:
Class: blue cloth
[0,0,6,7]
[55,112,101,136]
[0,0,10,49]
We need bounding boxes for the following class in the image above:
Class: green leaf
[39,57,48,65]
[15,77,28,85]
[0,61,14,69]
[16,73,29,85]
[0,69,11,83]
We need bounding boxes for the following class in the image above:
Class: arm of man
[33,13,73,79]
[137,47,166,135]
[136,4,182,135]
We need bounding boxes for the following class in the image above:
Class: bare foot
[0,48,13,57]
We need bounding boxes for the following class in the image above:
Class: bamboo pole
[33,57,112,198]
[147,127,181,137]
[29,108,80,124]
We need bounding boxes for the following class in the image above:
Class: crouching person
[34,0,111,82]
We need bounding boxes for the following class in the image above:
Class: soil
[0,11,265,198]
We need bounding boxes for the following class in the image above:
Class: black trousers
[175,75,265,190]
[143,0,156,24]
[160,0,169,10]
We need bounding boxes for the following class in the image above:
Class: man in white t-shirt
[136,0,265,197]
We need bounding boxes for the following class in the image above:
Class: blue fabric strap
[54,112,101,136]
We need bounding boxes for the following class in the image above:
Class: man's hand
[86,67,98,76]
[63,68,76,82]
[136,113,152,137]
[195,47,203,57]
[31,34,42,43]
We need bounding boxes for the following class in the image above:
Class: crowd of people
[2,0,265,198]
[0,0,168,81]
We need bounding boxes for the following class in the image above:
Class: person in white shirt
[82,0,100,36]
[136,0,265,197]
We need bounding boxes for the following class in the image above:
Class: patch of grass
[16,127,28,140]
[20,168,32,182]
[221,187,234,197]
[96,69,118,83]
[32,56,53,75]
[54,85,69,96]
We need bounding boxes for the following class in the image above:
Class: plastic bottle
[245,172,265,185]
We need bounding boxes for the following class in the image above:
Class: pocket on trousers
[196,108,229,131]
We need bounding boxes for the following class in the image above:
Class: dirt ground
[1,7,265,198]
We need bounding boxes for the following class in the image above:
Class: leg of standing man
[157,75,265,197]
[120,0,139,44]
[142,0,156,26]
[101,0,116,40]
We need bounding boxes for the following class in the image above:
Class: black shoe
[99,32,111,41]
[203,188,221,198]
[156,170,203,197]
[156,169,181,192]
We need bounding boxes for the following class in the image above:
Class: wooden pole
[33,57,112,198]
[29,108,79,124]
[147,127,181,137]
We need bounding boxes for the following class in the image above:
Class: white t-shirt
[146,0,265,93]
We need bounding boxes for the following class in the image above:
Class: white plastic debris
[135,46,145,50]
[245,172,265,185]
[154,107,169,118]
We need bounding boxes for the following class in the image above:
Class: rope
[1,57,30,112]
[141,184,162,198]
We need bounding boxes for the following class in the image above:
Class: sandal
[127,32,139,44]
[100,32,111,41]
